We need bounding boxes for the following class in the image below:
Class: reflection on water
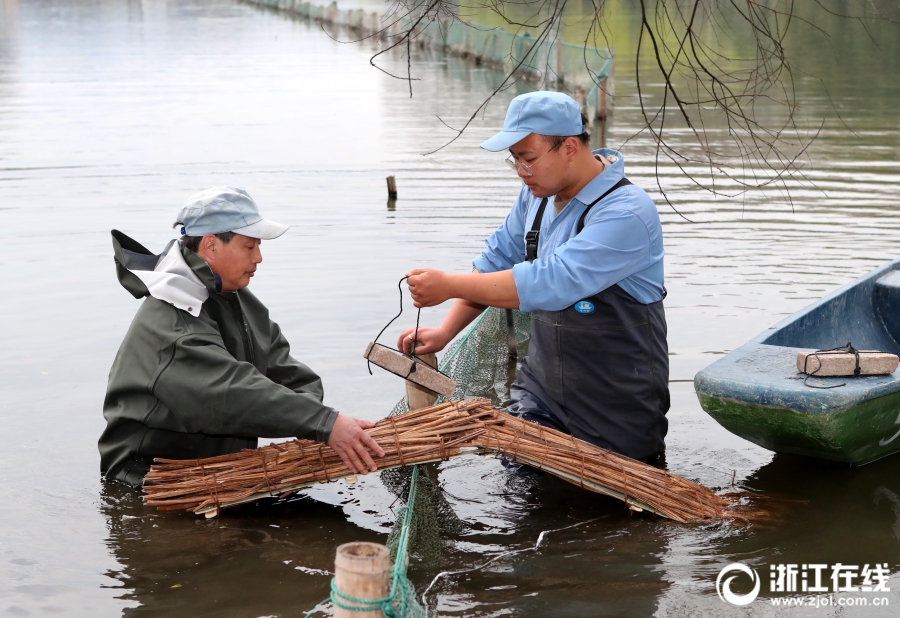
[99,483,381,616]
[1,0,900,616]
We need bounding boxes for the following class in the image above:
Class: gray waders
[506,178,670,461]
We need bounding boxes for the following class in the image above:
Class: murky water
[2,0,900,616]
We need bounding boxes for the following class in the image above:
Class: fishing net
[376,309,530,616]
[382,465,464,568]
[305,309,531,617]
[260,1,615,119]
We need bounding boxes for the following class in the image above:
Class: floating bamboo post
[333,542,390,618]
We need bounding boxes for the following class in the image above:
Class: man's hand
[327,414,385,474]
[406,269,453,308]
[397,326,451,355]
[406,268,520,310]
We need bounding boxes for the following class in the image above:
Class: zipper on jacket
[232,295,255,365]
[243,317,255,365]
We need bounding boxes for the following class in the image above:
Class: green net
[250,2,619,127]
[379,309,531,616]
[281,2,614,118]
[382,465,463,568]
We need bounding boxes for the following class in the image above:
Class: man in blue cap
[398,92,669,462]
[99,187,384,487]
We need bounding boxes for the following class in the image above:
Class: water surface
[2,0,900,616]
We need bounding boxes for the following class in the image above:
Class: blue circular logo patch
[574,301,595,314]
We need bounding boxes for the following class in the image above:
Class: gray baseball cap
[175,187,289,240]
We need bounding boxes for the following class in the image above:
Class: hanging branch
[366,0,899,213]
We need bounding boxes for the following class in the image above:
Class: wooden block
[797,350,899,377]
[364,342,457,397]
[406,352,440,410]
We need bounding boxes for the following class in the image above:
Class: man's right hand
[327,414,385,474]
[397,326,450,355]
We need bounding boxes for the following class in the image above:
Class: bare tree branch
[362,0,900,216]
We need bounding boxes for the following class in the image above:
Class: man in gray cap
[99,187,384,487]
[398,92,669,462]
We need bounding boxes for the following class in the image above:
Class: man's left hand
[406,269,453,308]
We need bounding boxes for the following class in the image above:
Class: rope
[198,461,221,517]
[802,342,860,389]
[317,445,330,482]
[389,417,406,467]
[260,451,275,497]
[304,466,423,617]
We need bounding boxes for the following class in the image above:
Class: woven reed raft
[143,400,732,522]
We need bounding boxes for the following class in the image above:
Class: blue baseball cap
[175,187,288,240]
[481,91,584,152]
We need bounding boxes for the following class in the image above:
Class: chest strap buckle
[525,230,540,262]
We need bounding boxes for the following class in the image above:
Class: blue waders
[508,178,670,461]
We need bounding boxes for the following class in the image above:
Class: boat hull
[694,257,900,465]
[697,390,900,465]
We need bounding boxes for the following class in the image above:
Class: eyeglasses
[505,145,559,177]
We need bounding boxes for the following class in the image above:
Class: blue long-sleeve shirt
[472,148,665,313]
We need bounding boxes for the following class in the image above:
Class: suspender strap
[524,178,632,263]
[524,197,549,263]
[515,196,549,364]
[504,308,517,361]
[514,179,635,359]
[576,177,632,233]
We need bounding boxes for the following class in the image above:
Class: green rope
[305,466,422,617]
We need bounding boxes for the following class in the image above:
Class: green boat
[694,258,900,465]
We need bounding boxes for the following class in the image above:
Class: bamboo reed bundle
[142,400,732,522]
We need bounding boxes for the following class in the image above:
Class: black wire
[367,276,445,376]
[368,276,409,376]
[802,342,859,389]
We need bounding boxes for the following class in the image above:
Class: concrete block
[797,350,899,377]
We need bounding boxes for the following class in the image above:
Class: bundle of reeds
[143,400,731,522]
[470,409,731,521]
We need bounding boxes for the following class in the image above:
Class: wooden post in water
[333,542,390,618]
[574,87,588,117]
[386,176,398,199]
[406,350,440,410]
[593,117,607,149]
[597,78,608,120]
[598,54,614,121]
[555,37,563,85]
